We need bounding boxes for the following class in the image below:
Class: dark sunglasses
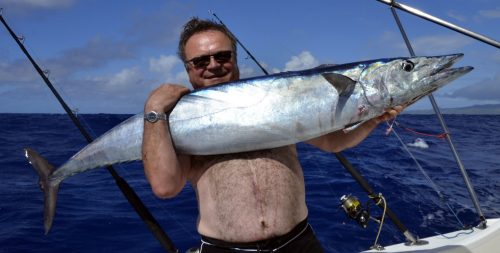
[186,51,233,68]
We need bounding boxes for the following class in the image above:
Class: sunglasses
[186,51,233,69]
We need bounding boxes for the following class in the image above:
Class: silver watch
[144,111,167,123]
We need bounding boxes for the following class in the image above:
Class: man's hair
[178,17,238,62]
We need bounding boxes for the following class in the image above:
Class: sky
[0,0,499,113]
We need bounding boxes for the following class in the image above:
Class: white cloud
[283,51,319,71]
[446,72,500,101]
[87,67,143,93]
[478,8,500,19]
[149,54,181,73]
[148,54,192,86]
[175,71,189,85]
[375,31,475,56]
[238,64,256,79]
[411,34,473,54]
[106,67,141,89]
[0,0,74,9]
[446,10,467,22]
[271,68,281,74]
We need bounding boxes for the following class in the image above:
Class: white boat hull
[363,218,500,253]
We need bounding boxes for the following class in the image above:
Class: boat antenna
[380,0,488,229]
[209,10,422,245]
[0,11,179,253]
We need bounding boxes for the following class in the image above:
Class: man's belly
[193,147,308,242]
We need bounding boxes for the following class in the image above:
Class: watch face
[146,112,158,123]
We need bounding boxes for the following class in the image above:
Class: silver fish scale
[170,74,341,154]
[51,114,144,183]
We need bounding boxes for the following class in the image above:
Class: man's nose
[206,56,222,69]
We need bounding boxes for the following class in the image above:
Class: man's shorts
[198,218,325,253]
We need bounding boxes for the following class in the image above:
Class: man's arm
[306,106,403,153]
[142,84,191,199]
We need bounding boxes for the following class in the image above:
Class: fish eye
[402,60,415,72]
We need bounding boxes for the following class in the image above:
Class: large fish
[25,54,472,234]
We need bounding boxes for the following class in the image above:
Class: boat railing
[377,0,500,229]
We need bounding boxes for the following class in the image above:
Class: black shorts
[198,219,325,253]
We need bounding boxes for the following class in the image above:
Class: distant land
[407,104,500,115]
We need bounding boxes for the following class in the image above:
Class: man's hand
[145,84,191,113]
[374,105,404,124]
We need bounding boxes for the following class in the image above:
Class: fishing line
[36,52,197,248]
[1,12,180,252]
[393,121,448,139]
[4,17,99,141]
[211,10,422,246]
[434,227,475,239]
[29,27,201,243]
[385,121,465,228]
[386,0,487,227]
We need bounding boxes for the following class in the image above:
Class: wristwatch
[144,111,167,123]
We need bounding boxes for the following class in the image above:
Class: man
[142,18,402,253]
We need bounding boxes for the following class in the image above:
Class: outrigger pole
[0,10,178,253]
[380,0,488,228]
[210,11,422,245]
[377,0,500,49]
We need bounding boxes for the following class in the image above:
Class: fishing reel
[340,194,370,228]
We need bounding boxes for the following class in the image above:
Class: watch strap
[144,111,167,123]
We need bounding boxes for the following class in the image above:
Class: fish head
[361,54,473,108]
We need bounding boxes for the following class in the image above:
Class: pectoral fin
[321,72,356,97]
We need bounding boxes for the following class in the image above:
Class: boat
[363,218,500,253]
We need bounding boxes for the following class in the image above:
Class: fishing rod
[384,0,487,229]
[0,10,178,253]
[210,11,269,75]
[210,11,421,245]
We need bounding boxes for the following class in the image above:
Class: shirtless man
[142,18,402,253]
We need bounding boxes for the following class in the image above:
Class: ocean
[1,113,499,253]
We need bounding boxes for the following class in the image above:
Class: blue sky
[0,0,499,113]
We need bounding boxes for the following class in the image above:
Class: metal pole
[0,11,179,252]
[210,11,269,75]
[377,0,500,49]
[386,3,487,228]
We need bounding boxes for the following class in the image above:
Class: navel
[260,220,268,229]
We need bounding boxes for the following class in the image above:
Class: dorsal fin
[321,72,356,96]
[315,63,338,68]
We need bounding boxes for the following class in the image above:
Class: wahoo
[25,54,471,234]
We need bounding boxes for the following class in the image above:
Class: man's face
[184,30,239,89]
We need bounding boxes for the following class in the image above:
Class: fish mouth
[423,53,473,87]
[428,65,474,88]
[405,65,473,107]
[429,53,465,76]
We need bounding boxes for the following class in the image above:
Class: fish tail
[24,148,60,235]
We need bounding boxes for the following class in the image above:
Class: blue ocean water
[1,113,499,253]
